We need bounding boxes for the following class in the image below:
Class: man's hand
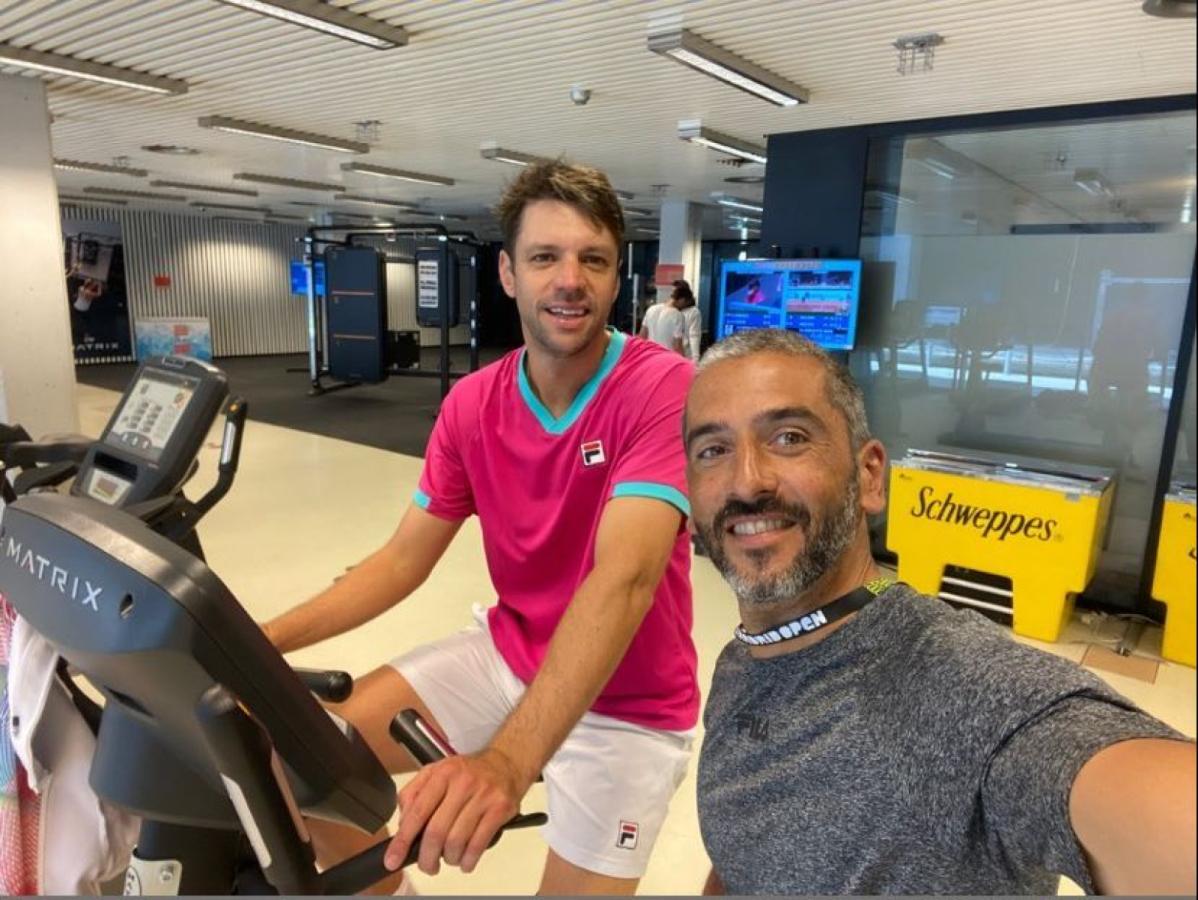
[384,747,529,875]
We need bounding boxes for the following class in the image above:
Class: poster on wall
[134,317,214,362]
[62,217,134,364]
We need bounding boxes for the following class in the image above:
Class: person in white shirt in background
[671,280,702,362]
[639,287,685,354]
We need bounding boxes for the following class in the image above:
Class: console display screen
[104,371,199,461]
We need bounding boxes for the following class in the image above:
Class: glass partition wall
[858,110,1197,608]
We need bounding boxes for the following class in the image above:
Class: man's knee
[328,665,437,774]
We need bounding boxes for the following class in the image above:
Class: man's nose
[554,256,585,293]
[730,440,779,502]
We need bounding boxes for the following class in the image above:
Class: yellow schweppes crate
[1151,487,1196,668]
[888,450,1114,642]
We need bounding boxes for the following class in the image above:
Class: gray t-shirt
[697,584,1184,895]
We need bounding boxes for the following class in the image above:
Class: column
[657,198,703,291]
[0,73,79,435]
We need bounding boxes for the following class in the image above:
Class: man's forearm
[486,572,655,788]
[264,544,424,654]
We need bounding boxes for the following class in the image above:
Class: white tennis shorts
[390,608,693,879]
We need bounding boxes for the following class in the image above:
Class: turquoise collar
[517,329,627,435]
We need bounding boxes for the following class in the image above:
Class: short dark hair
[699,328,871,449]
[671,280,695,307]
[495,159,624,255]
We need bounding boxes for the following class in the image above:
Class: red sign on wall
[153,274,171,288]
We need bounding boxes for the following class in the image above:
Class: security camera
[570,85,592,106]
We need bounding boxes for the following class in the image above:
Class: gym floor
[74,371,1196,896]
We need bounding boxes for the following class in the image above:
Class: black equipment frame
[302,224,483,400]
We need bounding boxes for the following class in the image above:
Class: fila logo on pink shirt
[617,821,639,849]
[580,440,606,467]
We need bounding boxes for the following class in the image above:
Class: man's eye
[584,256,610,268]
[774,430,808,447]
[695,444,728,461]
[530,253,554,263]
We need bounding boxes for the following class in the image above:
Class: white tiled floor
[73,382,1196,895]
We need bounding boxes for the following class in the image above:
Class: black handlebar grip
[293,667,354,702]
[390,709,454,765]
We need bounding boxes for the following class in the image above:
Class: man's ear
[498,248,516,299]
[858,438,888,516]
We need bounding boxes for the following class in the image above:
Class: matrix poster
[63,217,134,364]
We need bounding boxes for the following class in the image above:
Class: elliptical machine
[0,358,544,893]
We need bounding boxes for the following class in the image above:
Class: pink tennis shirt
[415,330,699,731]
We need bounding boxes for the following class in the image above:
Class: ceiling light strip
[151,180,259,197]
[54,158,148,177]
[200,116,369,154]
[341,162,454,186]
[335,193,419,208]
[233,172,343,191]
[214,0,407,49]
[677,121,767,165]
[0,43,188,95]
[83,187,186,201]
[648,29,807,107]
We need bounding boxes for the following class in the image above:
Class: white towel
[8,616,139,894]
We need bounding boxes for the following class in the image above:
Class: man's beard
[519,290,607,360]
[697,475,861,610]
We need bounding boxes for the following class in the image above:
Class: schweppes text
[910,486,1057,542]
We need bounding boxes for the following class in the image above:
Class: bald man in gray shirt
[684,329,1195,895]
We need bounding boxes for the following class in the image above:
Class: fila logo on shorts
[617,820,639,849]
[580,440,606,467]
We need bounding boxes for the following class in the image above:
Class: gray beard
[705,477,861,610]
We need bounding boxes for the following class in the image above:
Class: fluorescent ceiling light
[142,144,200,156]
[1073,168,1113,197]
[341,162,454,186]
[677,120,767,165]
[0,43,188,95]
[54,158,148,177]
[622,206,654,218]
[649,29,808,107]
[60,194,128,206]
[480,142,544,167]
[83,186,186,201]
[233,172,343,191]
[214,0,407,49]
[915,157,957,180]
[614,190,635,201]
[266,214,309,223]
[714,195,764,213]
[200,116,368,153]
[335,193,419,208]
[151,180,259,197]
[189,201,269,213]
[866,188,914,207]
[212,215,265,225]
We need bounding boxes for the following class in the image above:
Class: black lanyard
[733,579,893,647]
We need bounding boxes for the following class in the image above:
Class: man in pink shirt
[263,160,697,894]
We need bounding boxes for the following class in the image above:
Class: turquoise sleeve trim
[612,481,690,517]
[413,488,432,510]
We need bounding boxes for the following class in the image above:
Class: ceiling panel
[0,0,1192,237]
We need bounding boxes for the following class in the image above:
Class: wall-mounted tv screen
[715,258,863,351]
[289,259,326,296]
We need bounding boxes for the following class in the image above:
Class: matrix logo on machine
[3,535,103,611]
[910,486,1058,542]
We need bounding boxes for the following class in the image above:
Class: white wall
[0,74,78,435]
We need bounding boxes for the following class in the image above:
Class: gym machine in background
[301,224,482,400]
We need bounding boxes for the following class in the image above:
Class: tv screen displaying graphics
[289,259,326,296]
[715,258,863,351]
